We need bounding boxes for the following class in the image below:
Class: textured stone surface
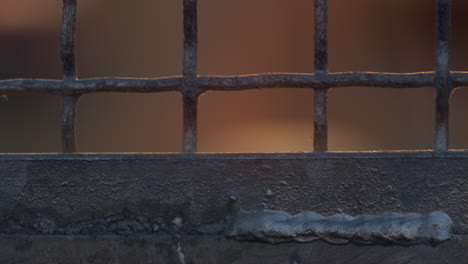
[228,210,453,245]
[1,153,467,234]
[0,152,467,262]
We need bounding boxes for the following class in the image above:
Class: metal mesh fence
[0,0,462,153]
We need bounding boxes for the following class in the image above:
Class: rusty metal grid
[0,0,462,153]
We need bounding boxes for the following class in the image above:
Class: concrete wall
[0,152,467,263]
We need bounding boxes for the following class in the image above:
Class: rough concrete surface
[0,152,467,263]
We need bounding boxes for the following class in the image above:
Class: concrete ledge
[0,152,467,262]
[2,151,468,160]
[1,153,467,233]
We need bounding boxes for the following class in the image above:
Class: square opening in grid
[449,87,468,150]
[198,0,314,75]
[449,0,468,71]
[328,87,434,151]
[76,0,183,78]
[0,0,62,79]
[0,94,61,153]
[328,0,435,73]
[198,89,314,152]
[77,92,182,152]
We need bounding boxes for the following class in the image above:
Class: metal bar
[451,72,468,86]
[61,0,78,153]
[314,87,328,151]
[183,95,198,154]
[435,0,451,152]
[0,0,464,154]
[61,95,80,153]
[61,0,77,81]
[0,78,181,94]
[182,0,199,153]
[199,72,435,90]
[0,72,441,94]
[314,0,328,72]
[313,0,329,152]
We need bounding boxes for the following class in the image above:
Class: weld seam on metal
[228,210,453,246]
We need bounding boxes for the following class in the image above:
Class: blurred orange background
[0,0,467,153]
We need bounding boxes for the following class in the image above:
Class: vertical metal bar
[314,0,329,152]
[314,87,328,152]
[435,0,451,152]
[61,95,79,152]
[182,0,199,153]
[183,95,198,153]
[314,0,328,72]
[61,0,79,153]
[62,0,77,81]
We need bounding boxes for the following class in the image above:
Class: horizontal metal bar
[199,72,435,90]
[450,72,468,88]
[0,78,182,94]
[3,71,468,95]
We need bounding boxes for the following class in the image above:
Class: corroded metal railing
[0,0,460,153]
